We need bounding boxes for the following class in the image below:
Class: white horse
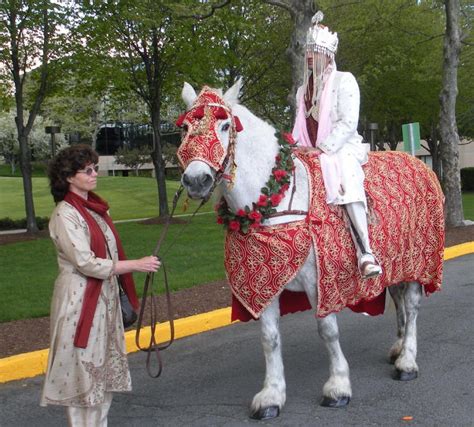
[177,79,443,420]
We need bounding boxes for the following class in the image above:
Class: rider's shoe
[359,253,382,279]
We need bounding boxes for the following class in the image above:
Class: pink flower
[280,183,290,192]
[250,222,261,229]
[217,216,224,224]
[237,209,246,217]
[229,220,241,231]
[270,193,283,206]
[273,169,287,182]
[248,210,262,222]
[257,194,268,207]
[275,154,281,162]
[283,132,296,145]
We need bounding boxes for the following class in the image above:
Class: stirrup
[359,254,382,279]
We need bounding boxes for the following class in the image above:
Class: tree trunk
[264,0,318,114]
[151,112,169,218]
[286,0,317,115]
[18,132,39,233]
[439,0,463,227]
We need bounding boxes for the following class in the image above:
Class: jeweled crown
[306,11,338,58]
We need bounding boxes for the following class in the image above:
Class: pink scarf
[292,67,342,204]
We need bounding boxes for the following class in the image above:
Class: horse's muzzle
[182,171,214,200]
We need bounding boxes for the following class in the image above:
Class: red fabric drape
[64,191,139,348]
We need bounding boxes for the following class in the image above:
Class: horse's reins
[135,185,209,378]
[137,101,309,378]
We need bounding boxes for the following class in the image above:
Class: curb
[1,243,474,384]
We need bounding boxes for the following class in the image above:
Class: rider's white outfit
[292,11,381,278]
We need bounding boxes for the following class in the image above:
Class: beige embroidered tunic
[40,201,131,408]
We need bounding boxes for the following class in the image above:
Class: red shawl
[64,191,139,348]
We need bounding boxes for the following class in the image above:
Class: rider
[292,11,382,279]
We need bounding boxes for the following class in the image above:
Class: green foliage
[114,146,152,176]
[0,162,47,177]
[0,216,49,231]
[461,167,474,191]
[320,0,446,146]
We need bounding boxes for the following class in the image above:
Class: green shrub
[0,216,49,231]
[461,167,474,191]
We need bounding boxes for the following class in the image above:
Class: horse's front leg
[392,281,422,381]
[317,314,352,407]
[250,298,285,420]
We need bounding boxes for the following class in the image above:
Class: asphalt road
[1,254,473,426]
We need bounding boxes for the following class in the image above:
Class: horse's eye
[181,124,188,134]
[221,123,230,132]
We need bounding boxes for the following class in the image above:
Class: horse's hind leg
[388,283,406,364]
[250,298,285,420]
[392,281,422,381]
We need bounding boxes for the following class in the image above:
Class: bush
[0,216,49,231]
[461,167,474,191]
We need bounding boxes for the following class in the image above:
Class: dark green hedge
[0,216,49,231]
[461,167,474,191]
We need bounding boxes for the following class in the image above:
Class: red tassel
[234,116,244,132]
[214,107,228,120]
[193,105,205,119]
[175,113,186,127]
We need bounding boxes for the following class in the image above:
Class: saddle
[226,151,445,322]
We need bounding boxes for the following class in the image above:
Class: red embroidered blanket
[225,151,445,321]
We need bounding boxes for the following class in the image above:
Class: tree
[114,146,152,176]
[76,2,204,217]
[0,1,69,232]
[191,0,292,127]
[262,0,319,114]
[439,0,465,226]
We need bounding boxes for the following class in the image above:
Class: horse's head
[176,79,244,200]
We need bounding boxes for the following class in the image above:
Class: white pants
[346,201,373,260]
[66,392,113,427]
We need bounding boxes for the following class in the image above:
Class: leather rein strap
[135,185,208,378]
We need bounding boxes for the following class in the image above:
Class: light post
[367,122,378,152]
[45,126,61,158]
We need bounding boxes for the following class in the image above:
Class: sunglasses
[77,165,99,176]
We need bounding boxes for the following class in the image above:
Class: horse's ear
[182,82,197,109]
[223,77,243,106]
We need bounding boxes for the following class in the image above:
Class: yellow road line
[1,243,473,384]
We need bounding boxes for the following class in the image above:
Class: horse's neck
[220,106,279,211]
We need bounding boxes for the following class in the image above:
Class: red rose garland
[215,132,296,234]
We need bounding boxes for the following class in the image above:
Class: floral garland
[215,132,296,233]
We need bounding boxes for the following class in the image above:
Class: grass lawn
[0,214,225,323]
[0,175,213,221]
[463,192,474,220]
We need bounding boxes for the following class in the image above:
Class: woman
[292,11,382,279]
[40,144,160,426]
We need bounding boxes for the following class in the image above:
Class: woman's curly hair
[48,144,99,202]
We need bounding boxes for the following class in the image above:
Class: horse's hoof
[393,369,418,381]
[250,405,280,420]
[320,395,351,408]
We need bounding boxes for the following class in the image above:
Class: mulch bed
[1,224,473,358]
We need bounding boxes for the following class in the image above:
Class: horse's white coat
[181,80,423,417]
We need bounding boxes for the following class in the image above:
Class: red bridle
[176,87,243,177]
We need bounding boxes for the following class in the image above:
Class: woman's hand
[113,256,161,275]
[135,256,161,273]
